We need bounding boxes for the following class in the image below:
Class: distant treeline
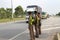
[0,5,25,19]
[56,12,60,16]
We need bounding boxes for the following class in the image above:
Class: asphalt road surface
[0,16,60,40]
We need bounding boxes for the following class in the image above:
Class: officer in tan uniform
[37,13,41,35]
[28,12,35,40]
[34,12,39,38]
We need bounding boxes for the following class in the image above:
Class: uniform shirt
[29,15,34,25]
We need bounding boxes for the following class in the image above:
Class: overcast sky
[0,0,60,15]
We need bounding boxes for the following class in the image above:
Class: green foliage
[24,10,26,15]
[0,5,24,19]
[0,8,7,19]
[6,8,12,18]
[0,8,12,19]
[56,12,60,16]
[42,12,46,15]
[14,6,24,18]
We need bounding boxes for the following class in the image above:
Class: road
[0,16,60,40]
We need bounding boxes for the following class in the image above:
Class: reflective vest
[37,16,40,21]
[29,16,34,25]
[36,15,39,24]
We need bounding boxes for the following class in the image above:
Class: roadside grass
[0,17,25,23]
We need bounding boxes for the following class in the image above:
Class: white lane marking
[9,30,27,40]
[9,27,60,40]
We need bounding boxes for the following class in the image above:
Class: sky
[0,0,60,15]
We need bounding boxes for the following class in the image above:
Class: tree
[6,8,12,18]
[56,12,60,16]
[24,10,26,15]
[14,6,24,18]
[0,8,7,19]
[0,8,12,19]
[42,12,46,15]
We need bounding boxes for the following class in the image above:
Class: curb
[57,33,60,40]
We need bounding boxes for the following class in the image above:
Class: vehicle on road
[25,5,42,23]
[42,12,48,19]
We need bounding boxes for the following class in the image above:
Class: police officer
[34,11,39,38]
[37,13,41,35]
[28,12,35,40]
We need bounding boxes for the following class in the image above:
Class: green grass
[0,17,25,23]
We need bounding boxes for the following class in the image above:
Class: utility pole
[11,0,13,18]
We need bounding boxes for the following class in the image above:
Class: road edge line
[9,27,60,40]
[9,30,27,40]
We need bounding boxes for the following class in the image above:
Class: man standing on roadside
[28,12,35,40]
[37,13,41,35]
[34,12,39,38]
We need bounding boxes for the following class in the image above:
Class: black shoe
[30,39,35,40]
[39,32,41,35]
[35,35,39,38]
